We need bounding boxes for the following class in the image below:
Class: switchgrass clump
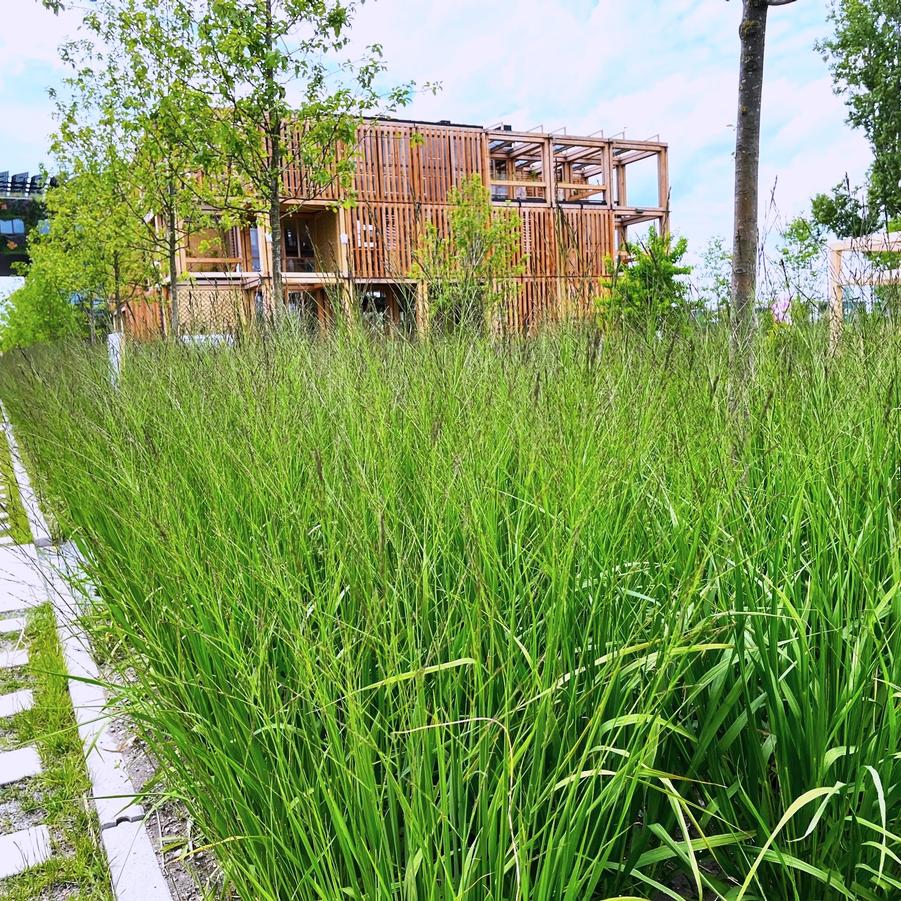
[0,324,898,900]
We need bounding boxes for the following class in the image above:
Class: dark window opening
[250,227,261,272]
[286,290,321,334]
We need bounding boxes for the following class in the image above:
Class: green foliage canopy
[0,164,146,350]
[604,229,695,331]
[815,0,901,232]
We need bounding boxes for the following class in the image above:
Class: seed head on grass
[0,322,897,900]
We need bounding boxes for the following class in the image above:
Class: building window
[356,221,376,249]
[361,289,389,329]
[249,227,261,272]
[186,224,240,259]
[282,215,316,272]
[0,219,25,235]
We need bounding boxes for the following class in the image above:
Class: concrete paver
[0,409,173,898]
[0,650,28,670]
[0,746,42,787]
[0,617,26,634]
[0,689,33,718]
[0,826,52,879]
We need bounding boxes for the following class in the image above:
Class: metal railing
[0,171,46,200]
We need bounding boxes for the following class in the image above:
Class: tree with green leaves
[411,174,524,332]
[604,229,694,333]
[697,235,732,316]
[776,215,827,309]
[199,0,414,308]
[818,0,901,229]
[54,0,224,334]
[0,164,143,348]
[811,177,878,238]
[0,278,83,350]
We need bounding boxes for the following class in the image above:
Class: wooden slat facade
[136,118,669,337]
[334,121,667,330]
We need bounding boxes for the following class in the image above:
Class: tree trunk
[264,0,283,319]
[730,0,769,404]
[268,139,283,319]
[167,174,180,337]
[113,251,122,332]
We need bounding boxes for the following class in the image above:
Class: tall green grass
[0,323,898,900]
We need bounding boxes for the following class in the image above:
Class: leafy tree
[199,0,415,307]
[411,175,524,331]
[0,278,83,351]
[819,0,901,224]
[55,0,222,334]
[776,215,826,307]
[0,165,144,349]
[697,235,732,315]
[811,178,878,238]
[604,229,694,332]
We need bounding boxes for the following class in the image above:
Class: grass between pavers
[0,604,112,901]
[0,666,24,699]
[0,427,31,545]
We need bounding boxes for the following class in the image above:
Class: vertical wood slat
[272,119,671,330]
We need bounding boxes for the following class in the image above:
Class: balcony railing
[0,171,45,200]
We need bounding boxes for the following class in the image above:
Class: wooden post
[616,163,627,208]
[415,280,429,335]
[542,136,554,205]
[603,143,614,209]
[615,162,628,249]
[828,244,843,356]
[657,147,670,236]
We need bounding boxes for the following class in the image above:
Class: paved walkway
[0,543,52,880]
[0,414,172,898]
[0,480,17,547]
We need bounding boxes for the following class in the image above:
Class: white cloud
[0,2,84,81]
[347,0,870,256]
[0,99,58,169]
[0,0,874,260]
[0,1,85,171]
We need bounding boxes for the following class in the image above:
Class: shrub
[411,174,524,331]
[603,229,695,332]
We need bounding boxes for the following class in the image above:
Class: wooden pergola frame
[828,230,901,349]
[483,129,669,243]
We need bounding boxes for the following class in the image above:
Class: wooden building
[120,118,669,336]
[0,170,47,278]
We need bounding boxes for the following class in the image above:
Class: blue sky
[0,0,872,298]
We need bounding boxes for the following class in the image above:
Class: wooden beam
[828,232,901,254]
[489,179,549,188]
[555,182,606,192]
